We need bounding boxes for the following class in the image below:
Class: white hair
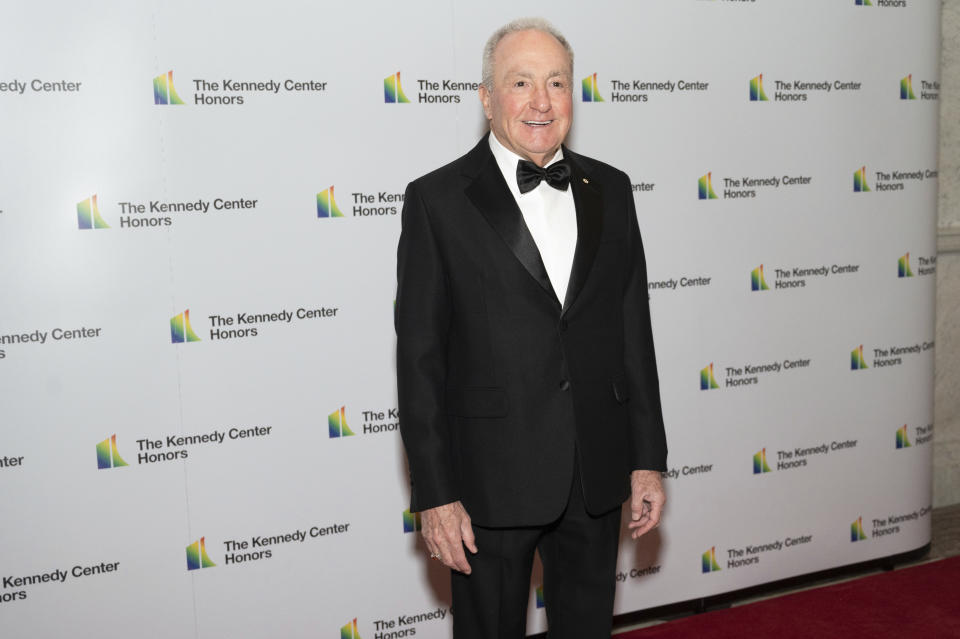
[481,17,574,92]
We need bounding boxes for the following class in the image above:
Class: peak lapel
[562,155,603,315]
[464,149,559,305]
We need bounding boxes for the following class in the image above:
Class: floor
[611,503,960,634]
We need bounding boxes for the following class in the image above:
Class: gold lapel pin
[582,177,589,184]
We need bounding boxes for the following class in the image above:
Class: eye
[514,80,527,88]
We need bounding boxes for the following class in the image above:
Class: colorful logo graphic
[753,448,772,474]
[698,173,718,200]
[850,345,868,370]
[186,537,216,570]
[77,195,109,230]
[341,618,362,639]
[328,406,354,438]
[700,363,719,390]
[751,265,770,291]
[702,547,721,573]
[384,71,410,104]
[749,74,768,101]
[402,509,422,533]
[170,310,201,344]
[850,517,868,542]
[317,186,345,218]
[581,73,604,102]
[896,425,911,449]
[854,166,871,193]
[535,585,545,608]
[855,0,873,5]
[898,253,914,278]
[153,70,184,105]
[96,434,128,469]
[901,74,917,100]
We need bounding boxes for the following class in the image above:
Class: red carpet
[615,556,960,638]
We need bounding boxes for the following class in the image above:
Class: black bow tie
[516,159,571,194]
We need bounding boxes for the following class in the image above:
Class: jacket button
[560,380,571,391]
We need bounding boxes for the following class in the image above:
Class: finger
[422,530,444,561]
[630,500,663,538]
[631,491,650,520]
[647,497,664,527]
[421,530,439,555]
[430,523,465,572]
[439,538,472,574]
[628,516,650,531]
[461,521,478,554]
[629,497,650,524]
[631,518,657,539]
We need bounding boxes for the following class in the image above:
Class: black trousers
[451,460,622,639]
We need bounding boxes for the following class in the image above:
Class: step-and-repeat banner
[0,1,940,637]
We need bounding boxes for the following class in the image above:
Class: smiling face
[479,29,573,167]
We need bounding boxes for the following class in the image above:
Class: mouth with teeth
[523,120,554,127]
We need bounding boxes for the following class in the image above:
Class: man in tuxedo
[395,17,668,638]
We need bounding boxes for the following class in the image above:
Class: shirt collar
[488,132,564,197]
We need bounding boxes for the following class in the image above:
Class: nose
[530,83,551,112]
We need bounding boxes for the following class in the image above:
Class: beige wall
[936,0,960,507]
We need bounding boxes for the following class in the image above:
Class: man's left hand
[627,470,665,539]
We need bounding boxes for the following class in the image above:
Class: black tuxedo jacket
[395,135,667,528]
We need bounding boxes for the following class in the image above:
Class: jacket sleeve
[621,174,669,471]
[395,181,459,512]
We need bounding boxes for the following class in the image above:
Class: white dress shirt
[488,133,578,305]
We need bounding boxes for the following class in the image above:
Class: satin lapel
[464,151,558,304]
[562,155,603,315]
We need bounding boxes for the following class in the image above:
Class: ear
[478,85,493,120]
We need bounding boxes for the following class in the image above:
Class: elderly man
[395,17,668,638]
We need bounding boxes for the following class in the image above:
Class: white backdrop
[0,1,940,637]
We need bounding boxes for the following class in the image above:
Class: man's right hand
[420,500,478,574]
